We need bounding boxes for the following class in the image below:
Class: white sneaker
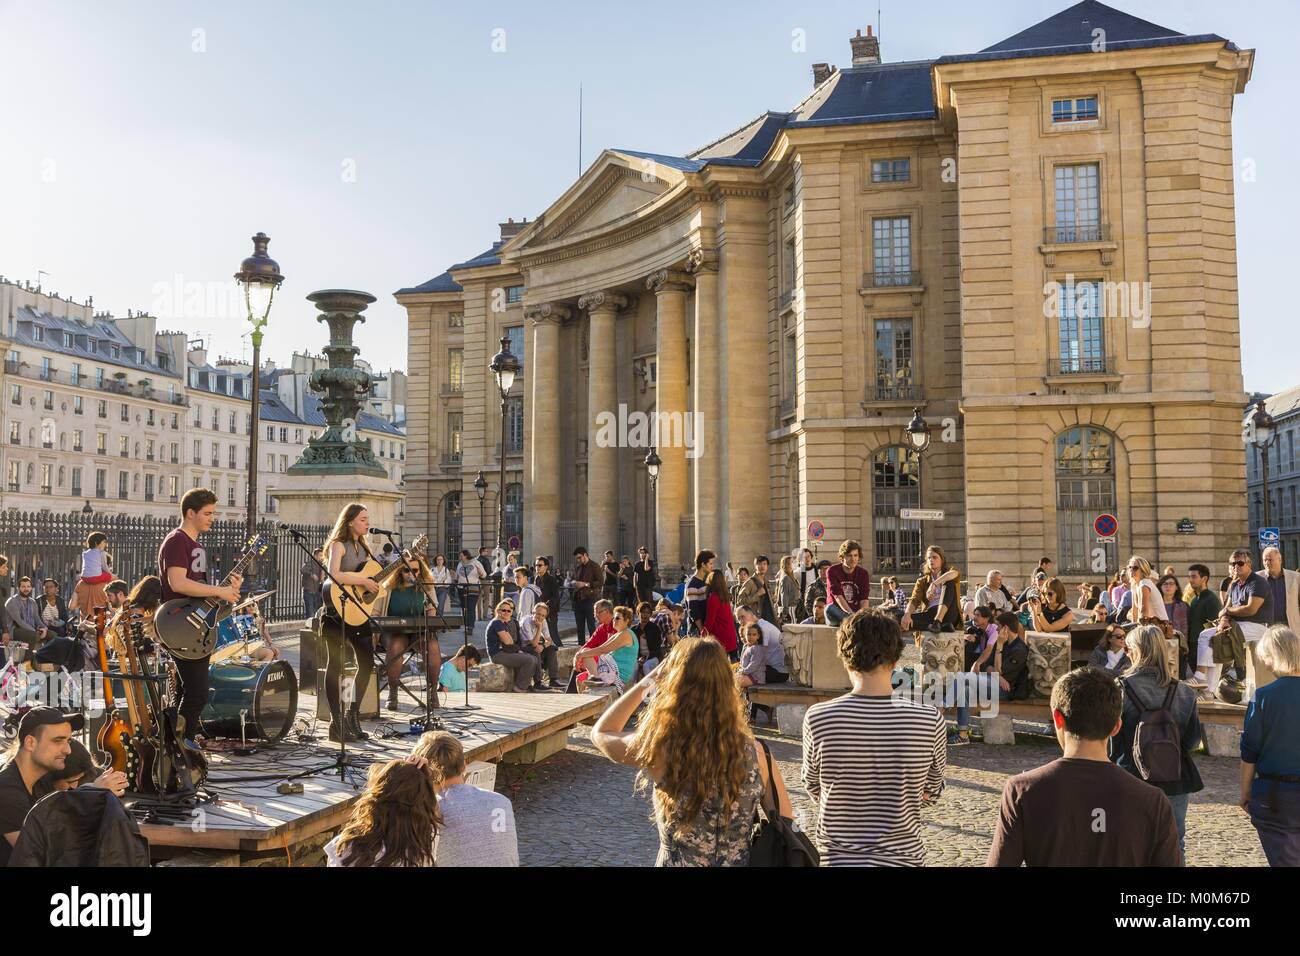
[1187,673,1208,689]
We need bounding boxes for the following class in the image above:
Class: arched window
[872,446,921,573]
[504,483,523,545]
[1056,426,1116,574]
[444,492,462,560]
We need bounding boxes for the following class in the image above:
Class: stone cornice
[646,269,693,295]
[685,248,719,275]
[524,302,572,327]
[537,167,648,245]
[709,183,770,201]
[576,291,634,314]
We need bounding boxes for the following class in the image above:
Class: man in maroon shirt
[157,488,242,749]
[826,539,871,626]
[987,666,1181,867]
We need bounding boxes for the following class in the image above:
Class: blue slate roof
[935,0,1232,65]
[258,388,303,425]
[301,392,404,437]
[394,270,462,295]
[788,60,937,128]
[5,305,181,378]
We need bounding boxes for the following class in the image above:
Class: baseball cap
[16,706,85,743]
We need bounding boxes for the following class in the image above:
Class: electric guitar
[324,535,429,626]
[155,532,270,660]
[92,606,130,773]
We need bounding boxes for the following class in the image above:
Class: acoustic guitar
[324,534,429,627]
[92,606,130,773]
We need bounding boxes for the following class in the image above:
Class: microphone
[369,528,398,537]
[277,524,304,540]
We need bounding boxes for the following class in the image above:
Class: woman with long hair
[321,502,381,742]
[1113,625,1204,859]
[591,636,793,866]
[701,569,739,658]
[901,546,962,633]
[324,759,440,867]
[1126,555,1167,624]
[1158,573,1189,637]
[430,553,452,614]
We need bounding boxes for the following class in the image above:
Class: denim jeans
[1168,791,1189,862]
[955,673,1001,731]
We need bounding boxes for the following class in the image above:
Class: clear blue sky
[0,0,1294,392]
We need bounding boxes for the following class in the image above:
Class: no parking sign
[808,520,825,542]
[1094,513,1118,540]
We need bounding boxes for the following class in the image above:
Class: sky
[0,0,1295,392]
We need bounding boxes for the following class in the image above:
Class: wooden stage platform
[138,690,607,864]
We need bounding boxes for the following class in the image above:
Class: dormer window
[1052,96,1098,124]
[111,345,121,359]
[33,326,44,343]
[62,332,73,348]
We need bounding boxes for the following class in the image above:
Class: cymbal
[233,589,277,613]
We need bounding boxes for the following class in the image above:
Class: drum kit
[199,589,298,746]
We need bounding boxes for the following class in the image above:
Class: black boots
[327,710,370,742]
[346,709,369,741]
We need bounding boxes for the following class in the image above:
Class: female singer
[322,503,380,742]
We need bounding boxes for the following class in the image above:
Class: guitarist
[323,502,380,742]
[157,488,242,752]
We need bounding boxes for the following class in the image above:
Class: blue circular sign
[1094,513,1118,538]
[808,520,825,541]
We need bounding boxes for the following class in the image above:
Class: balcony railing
[117,490,128,500]
[439,384,464,397]
[95,488,106,499]
[1048,355,1115,377]
[1044,223,1111,245]
[872,382,921,401]
[71,486,82,497]
[863,269,921,289]
[439,455,462,470]
[0,360,188,405]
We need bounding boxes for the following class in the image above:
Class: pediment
[509,151,681,251]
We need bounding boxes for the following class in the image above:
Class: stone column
[647,269,693,569]
[577,291,630,555]
[525,302,569,560]
[687,248,720,554]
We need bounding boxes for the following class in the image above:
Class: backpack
[1125,679,1183,785]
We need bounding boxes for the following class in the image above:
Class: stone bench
[476,662,518,692]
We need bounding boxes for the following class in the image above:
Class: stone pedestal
[981,713,1016,745]
[477,662,514,692]
[781,624,849,690]
[271,473,403,532]
[775,703,809,738]
[557,646,579,678]
[1025,633,1071,699]
[1202,722,1241,757]
[920,632,964,685]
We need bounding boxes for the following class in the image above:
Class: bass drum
[201,660,298,743]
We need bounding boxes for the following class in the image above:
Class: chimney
[812,63,834,86]
[850,26,881,66]
[499,217,527,241]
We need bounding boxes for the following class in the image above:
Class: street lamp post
[234,232,284,543]
[905,407,932,571]
[1246,402,1277,538]
[473,470,487,551]
[644,448,661,560]
[489,335,520,558]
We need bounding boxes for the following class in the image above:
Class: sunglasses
[1230,561,1247,567]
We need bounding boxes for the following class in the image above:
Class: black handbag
[749,741,820,867]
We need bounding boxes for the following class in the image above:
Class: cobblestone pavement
[497,723,1268,867]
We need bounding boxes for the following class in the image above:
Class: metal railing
[872,382,920,401]
[863,269,921,289]
[1043,223,1110,244]
[1048,355,1114,376]
[1,359,188,405]
[0,510,332,622]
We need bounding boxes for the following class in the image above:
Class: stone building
[1247,386,1300,568]
[397,1,1254,583]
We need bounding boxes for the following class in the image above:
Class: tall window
[872,446,921,573]
[871,217,912,286]
[505,326,525,371]
[1053,163,1101,242]
[505,286,524,304]
[40,464,52,495]
[1056,426,1117,574]
[1057,279,1105,373]
[505,397,523,453]
[448,349,464,392]
[874,318,914,400]
[97,432,107,455]
[782,315,798,406]
[444,492,462,559]
[145,474,155,501]
[6,460,18,492]
[40,419,55,449]
[448,413,463,461]
[71,467,82,496]
[73,396,83,415]
[169,476,179,501]
[95,468,106,498]
[504,482,523,543]
[118,471,129,499]
[448,312,464,328]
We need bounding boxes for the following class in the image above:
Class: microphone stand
[446,572,482,712]
[282,529,374,782]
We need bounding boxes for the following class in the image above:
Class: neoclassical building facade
[398,1,1254,581]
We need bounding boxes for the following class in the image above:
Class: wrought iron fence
[0,510,331,622]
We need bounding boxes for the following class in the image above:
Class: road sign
[807,520,825,541]
[1176,518,1197,535]
[900,509,944,521]
[508,535,521,551]
[1260,527,1280,548]
[1094,513,1119,539]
